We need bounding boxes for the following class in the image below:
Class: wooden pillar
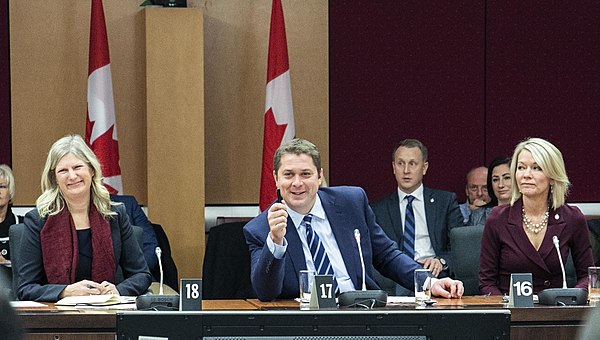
[145,7,205,281]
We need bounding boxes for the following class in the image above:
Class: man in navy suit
[110,194,158,271]
[243,138,463,301]
[371,139,463,295]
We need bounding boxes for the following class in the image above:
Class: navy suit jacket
[243,186,421,301]
[370,187,462,269]
[110,195,158,270]
[479,198,594,295]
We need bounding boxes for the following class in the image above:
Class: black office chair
[150,223,179,292]
[588,219,600,266]
[202,221,255,299]
[450,225,485,295]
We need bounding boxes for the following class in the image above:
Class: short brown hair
[393,139,428,162]
[274,138,321,174]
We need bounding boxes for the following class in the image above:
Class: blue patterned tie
[303,214,334,276]
[303,214,339,294]
[403,195,416,259]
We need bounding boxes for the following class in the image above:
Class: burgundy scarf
[40,204,116,284]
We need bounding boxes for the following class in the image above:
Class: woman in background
[0,164,19,265]
[468,157,511,226]
[17,135,151,301]
[479,137,593,295]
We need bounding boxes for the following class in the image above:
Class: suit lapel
[388,192,403,243]
[423,187,438,247]
[319,190,360,290]
[538,208,566,261]
[507,199,551,272]
[285,216,307,279]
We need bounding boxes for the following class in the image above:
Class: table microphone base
[538,288,587,306]
[338,290,387,308]
[136,294,180,311]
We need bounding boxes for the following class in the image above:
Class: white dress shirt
[266,194,354,293]
[397,185,436,261]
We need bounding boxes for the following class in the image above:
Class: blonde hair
[0,164,16,202]
[36,135,116,218]
[510,137,569,209]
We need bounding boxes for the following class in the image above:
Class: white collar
[397,184,424,202]
[289,193,326,228]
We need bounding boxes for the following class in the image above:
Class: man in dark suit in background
[110,195,158,271]
[243,138,463,301]
[371,139,463,295]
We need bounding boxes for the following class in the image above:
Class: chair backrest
[8,223,25,299]
[588,219,600,266]
[450,225,485,295]
[150,223,179,292]
[202,221,255,299]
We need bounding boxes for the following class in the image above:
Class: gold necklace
[522,207,549,234]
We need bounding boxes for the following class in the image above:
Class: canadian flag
[259,0,295,211]
[85,0,122,194]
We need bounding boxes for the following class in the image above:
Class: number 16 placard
[509,273,534,307]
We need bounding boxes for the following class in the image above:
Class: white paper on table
[56,294,136,306]
[10,301,48,308]
[387,296,417,304]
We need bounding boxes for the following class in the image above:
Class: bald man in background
[459,166,490,225]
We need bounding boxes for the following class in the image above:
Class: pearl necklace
[522,207,549,234]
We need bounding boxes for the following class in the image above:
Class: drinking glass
[414,269,432,305]
[299,270,315,305]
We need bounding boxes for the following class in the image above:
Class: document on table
[56,294,136,306]
[387,296,417,304]
[10,301,47,308]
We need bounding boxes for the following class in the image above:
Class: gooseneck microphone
[337,228,387,308]
[552,236,568,289]
[136,246,180,311]
[354,229,367,291]
[155,246,164,295]
[538,235,586,306]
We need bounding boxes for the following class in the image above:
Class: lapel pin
[554,214,560,220]
[430,198,434,203]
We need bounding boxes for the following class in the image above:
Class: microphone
[155,247,164,295]
[538,235,586,306]
[136,246,180,311]
[338,229,387,308]
[552,236,568,289]
[354,229,367,291]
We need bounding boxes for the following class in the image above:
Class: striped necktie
[303,214,334,276]
[403,195,416,259]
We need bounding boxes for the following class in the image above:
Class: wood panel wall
[145,8,205,279]
[9,0,329,207]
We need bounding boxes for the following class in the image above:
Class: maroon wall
[330,1,600,203]
[0,0,9,166]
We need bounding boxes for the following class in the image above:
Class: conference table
[15,296,596,340]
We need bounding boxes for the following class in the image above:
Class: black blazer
[17,204,151,302]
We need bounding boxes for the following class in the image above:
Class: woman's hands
[58,279,119,298]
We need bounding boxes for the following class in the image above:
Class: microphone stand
[538,236,586,306]
[136,247,180,310]
[338,229,387,308]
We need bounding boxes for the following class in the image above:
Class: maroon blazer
[479,198,594,295]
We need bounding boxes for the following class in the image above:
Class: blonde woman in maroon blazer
[479,137,593,295]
